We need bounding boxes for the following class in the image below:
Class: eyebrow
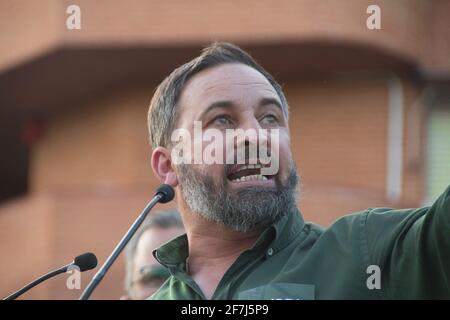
[198,97,283,121]
[197,100,234,121]
[258,97,283,113]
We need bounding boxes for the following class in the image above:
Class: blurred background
[0,0,449,299]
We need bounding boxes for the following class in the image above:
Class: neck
[178,200,260,275]
[186,219,260,299]
[187,222,259,270]
[177,197,263,299]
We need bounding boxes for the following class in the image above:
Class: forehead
[178,63,279,112]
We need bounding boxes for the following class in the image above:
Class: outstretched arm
[366,185,450,299]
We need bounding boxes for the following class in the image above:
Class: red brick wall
[2,0,450,74]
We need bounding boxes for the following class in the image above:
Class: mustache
[224,163,232,176]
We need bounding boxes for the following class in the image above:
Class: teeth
[231,174,268,182]
[236,163,263,172]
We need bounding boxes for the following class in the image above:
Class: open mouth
[227,163,274,183]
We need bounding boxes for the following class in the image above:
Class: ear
[151,147,178,187]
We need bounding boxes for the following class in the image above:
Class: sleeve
[365,185,450,299]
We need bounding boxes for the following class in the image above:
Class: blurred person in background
[121,209,184,300]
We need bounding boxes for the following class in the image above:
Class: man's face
[172,63,299,231]
[130,226,184,300]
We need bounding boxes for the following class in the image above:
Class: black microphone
[4,252,97,300]
[79,184,175,300]
[156,184,175,203]
[74,252,98,272]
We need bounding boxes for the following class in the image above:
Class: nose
[237,114,261,144]
[240,114,262,131]
[234,115,271,160]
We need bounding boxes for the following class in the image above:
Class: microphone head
[73,252,98,272]
[155,184,175,203]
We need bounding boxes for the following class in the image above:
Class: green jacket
[150,186,450,299]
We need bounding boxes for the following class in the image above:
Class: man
[147,42,449,299]
[122,210,184,300]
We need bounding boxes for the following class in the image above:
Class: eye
[212,115,233,126]
[260,114,278,126]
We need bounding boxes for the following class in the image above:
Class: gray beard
[176,164,300,232]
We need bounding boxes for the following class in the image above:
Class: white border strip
[386,76,404,202]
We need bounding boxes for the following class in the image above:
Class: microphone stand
[4,252,97,300]
[79,185,173,300]
[4,265,68,300]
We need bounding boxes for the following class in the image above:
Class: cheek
[196,164,225,189]
[277,135,294,174]
[196,163,226,181]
